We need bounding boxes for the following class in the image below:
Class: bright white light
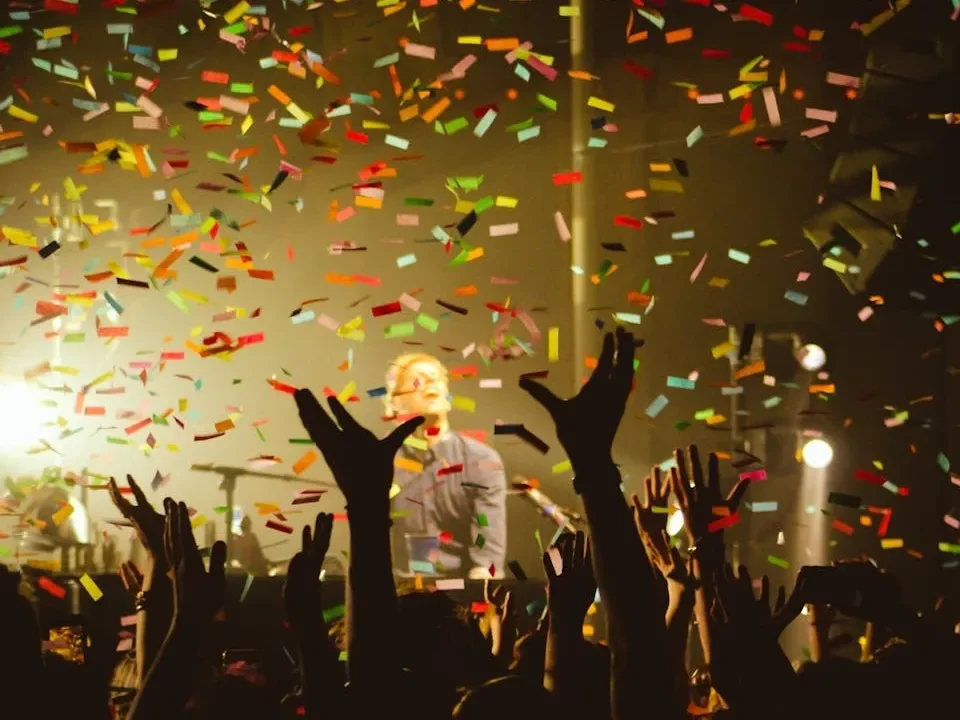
[0,381,50,451]
[801,438,834,469]
[798,344,827,372]
[666,509,685,537]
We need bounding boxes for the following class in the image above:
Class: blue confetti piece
[686,125,704,147]
[784,290,808,306]
[750,501,778,513]
[645,394,669,418]
[666,376,695,390]
[728,248,751,264]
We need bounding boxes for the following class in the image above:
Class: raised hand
[631,466,670,540]
[642,529,689,587]
[119,561,144,599]
[483,579,517,661]
[829,559,906,627]
[670,446,749,549]
[109,475,167,570]
[162,499,226,635]
[284,512,333,630]
[520,327,639,484]
[543,531,596,631]
[294,389,423,508]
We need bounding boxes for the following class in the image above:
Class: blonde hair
[384,352,447,417]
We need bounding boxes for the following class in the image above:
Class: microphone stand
[190,464,335,567]
[511,476,581,534]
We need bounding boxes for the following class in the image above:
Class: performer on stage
[385,353,507,579]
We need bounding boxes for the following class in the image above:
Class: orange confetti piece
[273,134,288,156]
[665,27,693,44]
[292,450,318,476]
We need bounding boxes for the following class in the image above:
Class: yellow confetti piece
[158,48,179,62]
[395,456,424,473]
[42,26,72,40]
[389,482,402,500]
[452,396,476,412]
[79,573,103,602]
[52,504,74,527]
[190,514,208,529]
[711,342,735,359]
[8,105,39,123]
[880,538,904,549]
[495,196,518,208]
[223,1,251,24]
[649,163,672,172]
[458,36,483,44]
[337,380,356,404]
[587,96,615,113]
[548,327,559,362]
[870,165,881,202]
[241,114,254,135]
[552,459,572,474]
[170,188,192,215]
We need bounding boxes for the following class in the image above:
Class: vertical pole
[570,0,592,395]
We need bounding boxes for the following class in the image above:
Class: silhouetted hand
[294,389,423,508]
[163,499,226,635]
[713,565,803,640]
[483,579,517,661]
[119,561,144,599]
[543,531,596,631]
[642,529,690,587]
[631,466,670,540]
[284,512,333,631]
[109,475,168,571]
[829,559,906,627]
[671,446,749,549]
[520,327,639,481]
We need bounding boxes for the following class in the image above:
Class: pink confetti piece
[690,252,707,283]
[553,211,571,242]
[797,271,810,282]
[805,108,838,123]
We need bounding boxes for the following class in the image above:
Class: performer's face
[395,360,450,418]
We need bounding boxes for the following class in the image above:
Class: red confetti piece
[738,3,774,26]
[437,464,464,476]
[621,61,653,80]
[739,101,753,124]
[854,469,885,485]
[288,25,312,37]
[37,576,67,599]
[614,215,643,230]
[267,379,298,394]
[45,0,79,13]
[266,519,293,534]
[346,130,369,145]
[470,602,489,614]
[372,301,402,317]
[831,519,854,536]
[783,41,812,53]
[701,48,732,59]
[707,511,741,533]
[552,171,582,186]
[200,71,230,84]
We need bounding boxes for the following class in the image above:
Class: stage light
[666,509,685,537]
[801,438,834,469]
[0,381,50,451]
[797,343,827,372]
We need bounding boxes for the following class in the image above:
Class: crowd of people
[2,328,958,719]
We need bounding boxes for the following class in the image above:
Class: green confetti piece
[0,25,24,39]
[667,376,695,390]
[322,604,346,623]
[587,137,608,148]
[950,220,960,235]
[166,290,190,313]
[374,52,400,68]
[937,453,951,473]
[762,396,782,409]
[404,197,434,207]
[444,116,469,134]
[289,438,316,445]
[473,196,495,213]
[536,93,558,111]
[767,555,790,569]
[106,436,131,445]
[384,322,415,339]
[222,21,247,35]
[674,420,691,432]
[476,513,489,528]
[693,408,714,421]
[230,82,254,94]
[206,151,234,164]
[505,117,534,132]
[475,534,486,548]
[416,313,439,333]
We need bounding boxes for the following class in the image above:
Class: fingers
[574,530,586,568]
[688,445,705,492]
[126,474,152,513]
[327,395,360,433]
[208,540,227,613]
[542,550,560,582]
[760,575,770,606]
[518,376,562,416]
[652,467,665,502]
[727,476,750,512]
[775,585,787,614]
[669,466,689,511]
[706,452,721,496]
[313,513,333,557]
[643,474,654,508]
[302,524,312,556]
[674,448,692,495]
[108,477,134,516]
[294,388,337,440]
[163,499,177,569]
[589,332,616,385]
[386,414,425,452]
[612,327,636,394]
